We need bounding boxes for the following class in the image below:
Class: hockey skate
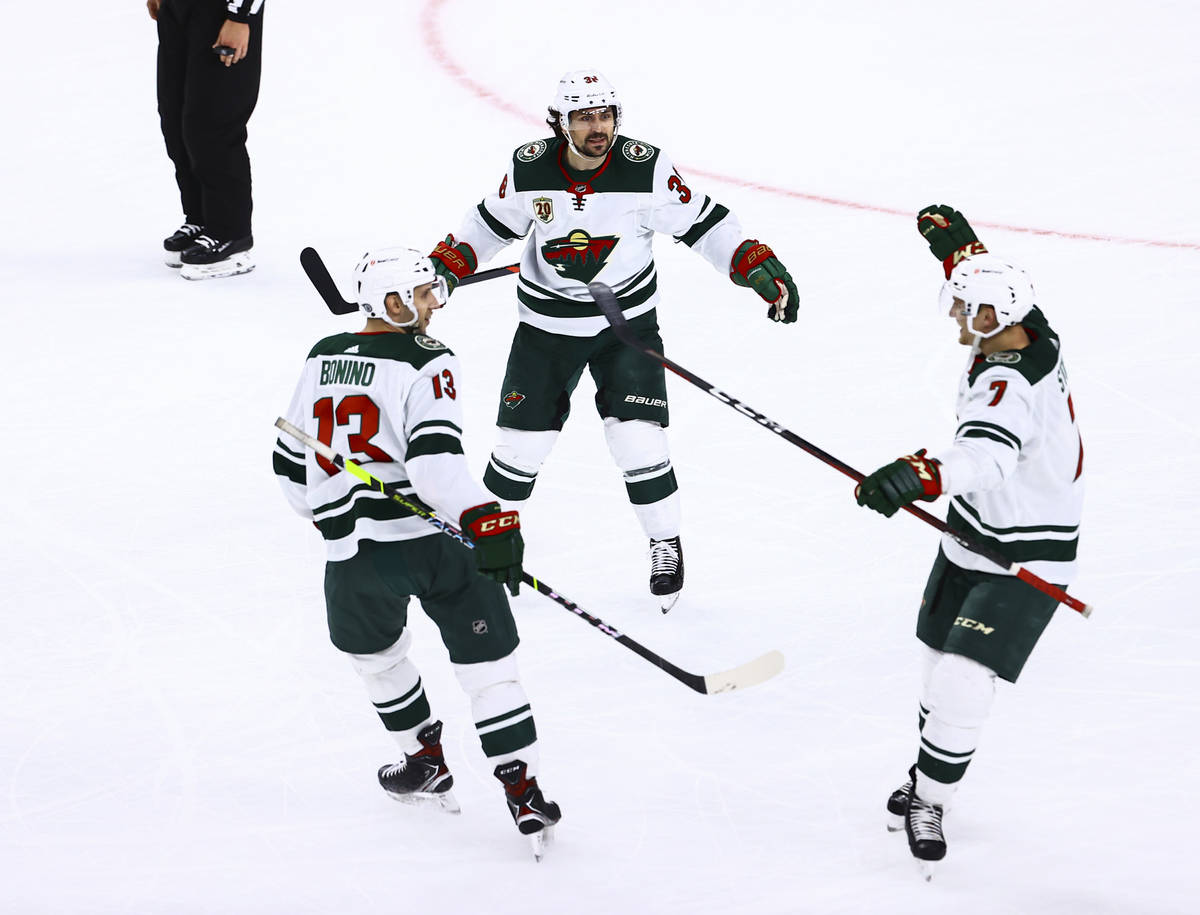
[649,536,684,613]
[494,760,561,862]
[905,788,947,881]
[886,769,914,832]
[163,223,203,267]
[179,233,255,280]
[377,721,460,814]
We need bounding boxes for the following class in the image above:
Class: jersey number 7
[313,395,394,477]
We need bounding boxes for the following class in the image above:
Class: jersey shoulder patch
[967,311,1061,387]
[590,135,660,193]
[511,137,564,191]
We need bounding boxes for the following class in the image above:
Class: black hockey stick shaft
[588,282,1093,618]
[274,418,780,692]
[299,247,519,315]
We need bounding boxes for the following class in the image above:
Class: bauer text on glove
[730,239,799,323]
[429,235,478,294]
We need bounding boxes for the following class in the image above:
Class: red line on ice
[419,0,1199,252]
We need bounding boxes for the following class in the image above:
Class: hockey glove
[855,449,943,518]
[917,204,988,279]
[429,235,477,295]
[730,240,799,323]
[460,502,523,596]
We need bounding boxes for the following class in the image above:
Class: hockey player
[427,69,800,612]
[273,247,560,858]
[854,206,1085,878]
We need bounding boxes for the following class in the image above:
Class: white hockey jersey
[449,135,744,337]
[931,307,1085,583]
[273,330,491,562]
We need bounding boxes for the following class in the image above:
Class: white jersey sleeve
[402,352,493,523]
[934,364,1033,495]
[642,149,743,277]
[450,162,534,264]
[274,373,316,520]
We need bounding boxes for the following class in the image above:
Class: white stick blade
[703,650,784,694]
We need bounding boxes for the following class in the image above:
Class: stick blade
[300,246,358,315]
[702,650,785,694]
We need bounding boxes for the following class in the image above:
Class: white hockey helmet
[550,69,622,154]
[353,246,447,329]
[939,253,1036,339]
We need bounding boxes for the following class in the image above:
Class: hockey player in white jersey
[273,247,560,858]
[426,69,800,612]
[855,206,1085,878]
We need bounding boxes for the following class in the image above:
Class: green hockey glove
[917,205,988,278]
[460,502,523,595]
[855,449,943,518]
[730,239,799,323]
[429,235,477,294]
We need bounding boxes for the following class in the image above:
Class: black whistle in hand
[212,45,236,58]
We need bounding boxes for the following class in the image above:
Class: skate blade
[886,812,904,832]
[917,859,936,882]
[385,788,461,814]
[180,253,255,280]
[530,824,554,862]
[658,591,681,613]
[165,253,182,267]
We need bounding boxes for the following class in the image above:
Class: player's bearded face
[568,106,616,157]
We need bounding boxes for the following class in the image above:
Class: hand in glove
[917,205,988,278]
[730,239,799,323]
[460,502,523,595]
[429,235,478,294]
[855,449,943,518]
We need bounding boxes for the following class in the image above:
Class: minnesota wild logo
[622,139,655,162]
[541,230,619,283]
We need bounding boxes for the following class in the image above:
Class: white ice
[3,2,1198,913]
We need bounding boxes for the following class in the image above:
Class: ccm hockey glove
[917,204,988,278]
[429,235,477,294]
[730,240,799,323]
[855,449,943,518]
[460,502,523,596]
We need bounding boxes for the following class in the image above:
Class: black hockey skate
[649,536,684,613]
[886,769,915,832]
[163,223,203,267]
[905,788,947,881]
[494,760,561,862]
[378,720,460,814]
[179,233,254,280]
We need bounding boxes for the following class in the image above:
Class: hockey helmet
[550,70,622,154]
[939,254,1036,339]
[354,247,447,329]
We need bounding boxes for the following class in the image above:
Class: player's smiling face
[567,106,616,158]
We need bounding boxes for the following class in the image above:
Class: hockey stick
[274,417,785,693]
[588,282,1094,619]
[299,247,520,316]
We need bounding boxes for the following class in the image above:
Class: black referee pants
[156,0,263,240]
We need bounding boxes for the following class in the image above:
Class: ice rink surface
[2,1,1198,912]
